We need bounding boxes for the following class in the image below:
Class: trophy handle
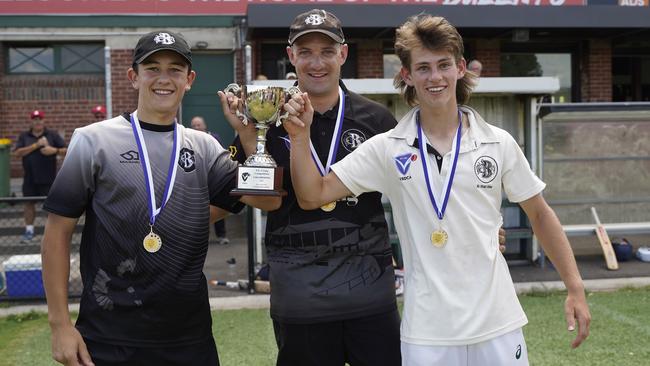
[223,83,249,126]
[276,86,302,127]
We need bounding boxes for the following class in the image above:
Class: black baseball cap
[288,9,345,45]
[133,31,192,66]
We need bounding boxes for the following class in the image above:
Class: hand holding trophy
[223,83,300,196]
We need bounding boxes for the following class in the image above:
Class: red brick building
[1,0,650,177]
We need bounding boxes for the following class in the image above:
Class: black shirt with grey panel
[232,83,398,323]
[44,114,243,347]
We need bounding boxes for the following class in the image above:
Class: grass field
[1,287,649,366]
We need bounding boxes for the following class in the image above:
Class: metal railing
[0,197,83,301]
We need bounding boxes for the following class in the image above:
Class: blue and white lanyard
[130,111,181,226]
[309,86,345,176]
[416,109,462,221]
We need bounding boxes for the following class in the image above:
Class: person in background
[468,59,483,77]
[91,105,106,121]
[13,110,67,243]
[191,115,230,245]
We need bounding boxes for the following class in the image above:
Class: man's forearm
[41,215,78,328]
[531,206,584,292]
[42,239,72,327]
[13,144,39,158]
[289,134,327,209]
[240,195,281,211]
[238,130,257,157]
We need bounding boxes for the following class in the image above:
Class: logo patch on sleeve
[341,129,366,152]
[178,148,196,173]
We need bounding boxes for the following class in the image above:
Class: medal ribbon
[417,109,462,221]
[309,86,345,176]
[130,111,181,226]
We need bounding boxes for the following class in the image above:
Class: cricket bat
[590,207,619,270]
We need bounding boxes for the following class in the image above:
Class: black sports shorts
[83,336,219,366]
[273,308,401,366]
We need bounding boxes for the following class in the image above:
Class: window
[613,56,650,102]
[7,43,104,74]
[9,47,54,73]
[501,53,572,102]
[383,54,400,79]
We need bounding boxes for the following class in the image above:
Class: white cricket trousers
[401,328,529,366]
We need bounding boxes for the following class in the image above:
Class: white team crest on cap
[305,14,325,26]
[154,32,175,45]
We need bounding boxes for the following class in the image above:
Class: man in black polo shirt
[14,110,66,242]
[221,9,401,365]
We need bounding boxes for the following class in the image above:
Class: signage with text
[0,0,595,16]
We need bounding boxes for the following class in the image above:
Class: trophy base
[230,165,287,197]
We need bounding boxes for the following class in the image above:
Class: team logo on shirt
[178,148,196,173]
[474,155,498,184]
[515,344,522,359]
[394,152,417,181]
[119,150,139,163]
[341,129,366,152]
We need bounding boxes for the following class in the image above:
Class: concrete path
[3,276,650,317]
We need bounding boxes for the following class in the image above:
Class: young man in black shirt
[42,30,280,366]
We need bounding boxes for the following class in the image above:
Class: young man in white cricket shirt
[281,14,591,366]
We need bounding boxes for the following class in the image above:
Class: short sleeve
[501,133,546,203]
[52,132,66,148]
[229,135,247,165]
[14,133,26,150]
[207,142,245,214]
[43,130,96,218]
[330,134,387,196]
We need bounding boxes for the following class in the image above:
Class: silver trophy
[224,83,300,196]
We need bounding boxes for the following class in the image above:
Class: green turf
[524,287,650,366]
[1,287,648,366]
[212,308,278,365]
[0,311,54,366]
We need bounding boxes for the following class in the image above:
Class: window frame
[500,42,580,102]
[5,42,105,75]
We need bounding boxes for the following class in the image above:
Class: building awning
[248,4,650,29]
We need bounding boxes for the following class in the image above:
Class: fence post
[0,142,10,198]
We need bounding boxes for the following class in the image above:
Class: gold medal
[431,230,448,248]
[143,227,162,253]
[321,201,336,212]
